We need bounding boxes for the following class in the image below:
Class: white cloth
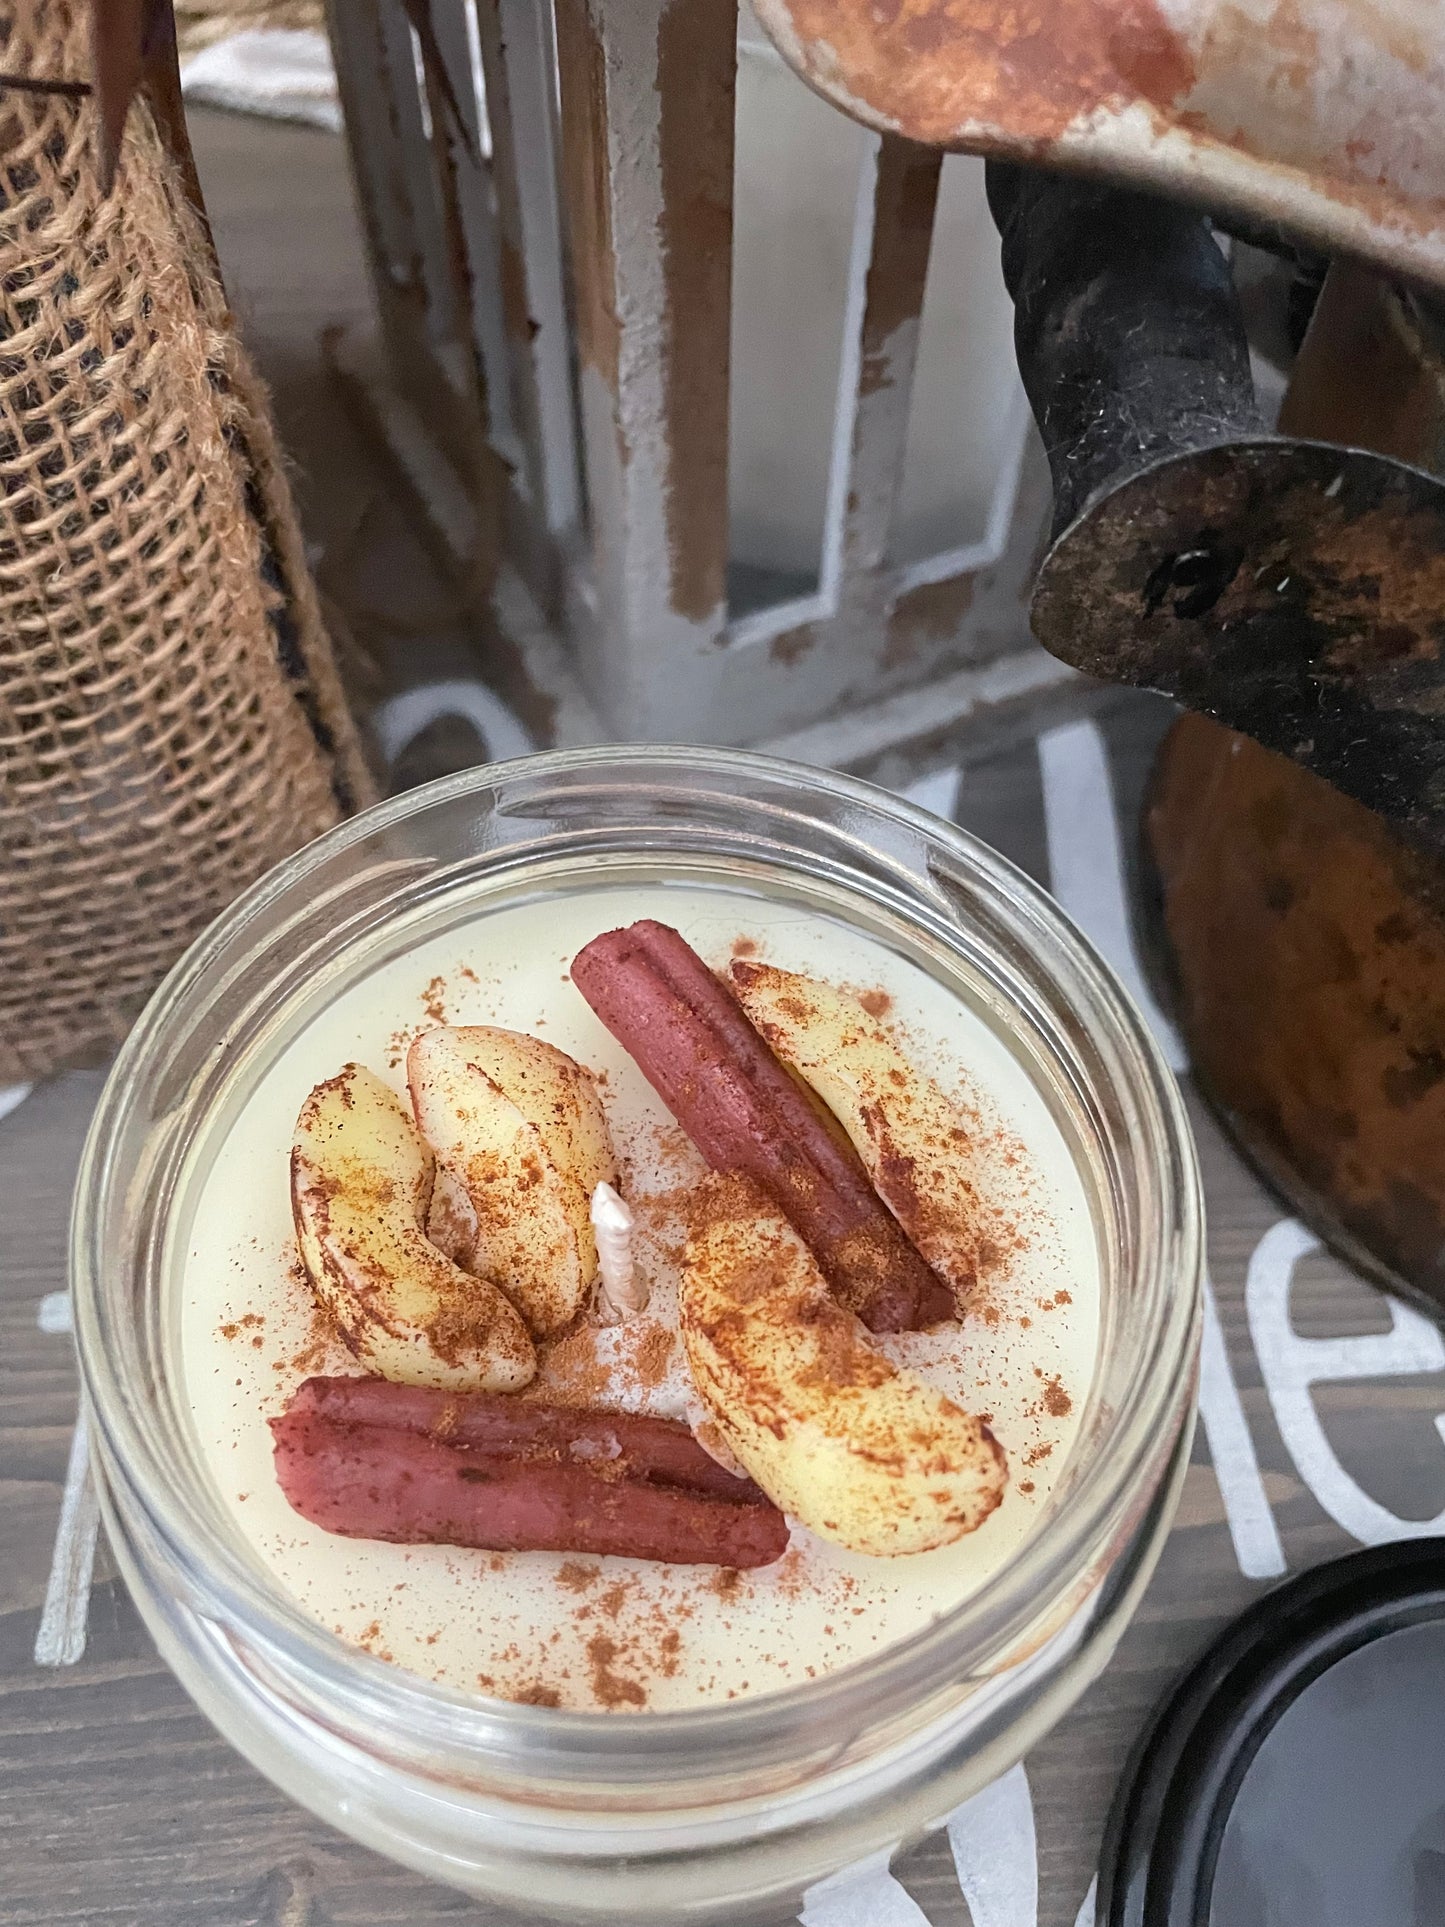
[180,28,342,133]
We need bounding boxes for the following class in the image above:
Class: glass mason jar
[72,747,1202,1923]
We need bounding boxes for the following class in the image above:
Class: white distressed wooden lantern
[325,0,1050,746]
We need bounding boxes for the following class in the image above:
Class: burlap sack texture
[0,1,376,1084]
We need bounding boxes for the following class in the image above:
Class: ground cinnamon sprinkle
[422,976,449,1024]
[858,987,892,1017]
[557,1561,600,1594]
[597,1580,631,1621]
[731,936,758,958]
[629,1190,687,1263]
[630,1322,675,1390]
[531,1324,611,1405]
[389,1019,442,1070]
[219,1312,266,1340]
[587,1634,647,1708]
[772,1548,809,1599]
[286,1320,342,1375]
[515,1683,562,1707]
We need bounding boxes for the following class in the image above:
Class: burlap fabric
[176,2,325,57]
[0,2,375,1083]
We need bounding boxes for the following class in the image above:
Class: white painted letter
[1038,718,1188,1072]
[1248,1218,1445,1545]
[1198,1274,1287,1578]
[798,1847,933,1927]
[946,1763,1038,1927]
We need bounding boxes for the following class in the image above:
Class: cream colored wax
[177,882,1100,1711]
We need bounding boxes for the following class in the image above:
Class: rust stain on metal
[1202,0,1322,93]
[883,569,976,671]
[1188,0,1432,101]
[1328,0,1434,73]
[1307,505,1445,685]
[1034,438,1445,850]
[656,0,735,622]
[554,0,621,391]
[765,0,1196,148]
[757,0,1445,279]
[1178,0,1445,239]
[1149,713,1445,1304]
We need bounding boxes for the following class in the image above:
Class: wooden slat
[822,134,941,604]
[327,0,475,478]
[475,0,582,541]
[554,0,737,734]
[424,0,518,457]
[374,1,509,599]
[323,0,423,337]
[375,1,462,357]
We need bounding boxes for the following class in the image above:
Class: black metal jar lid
[1099,1540,1445,1926]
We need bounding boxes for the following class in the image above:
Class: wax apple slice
[270,1379,788,1567]
[408,1026,617,1335]
[570,920,953,1331]
[681,1175,1006,1556]
[291,1065,536,1392]
[729,961,993,1298]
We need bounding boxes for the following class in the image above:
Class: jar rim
[71,742,1202,1779]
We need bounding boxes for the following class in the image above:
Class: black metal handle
[986,163,1265,535]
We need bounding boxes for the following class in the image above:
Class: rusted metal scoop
[988,165,1445,857]
[752,0,1445,292]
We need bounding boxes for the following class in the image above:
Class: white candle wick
[591,1181,647,1322]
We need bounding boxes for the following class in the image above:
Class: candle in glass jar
[178,882,1100,1712]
